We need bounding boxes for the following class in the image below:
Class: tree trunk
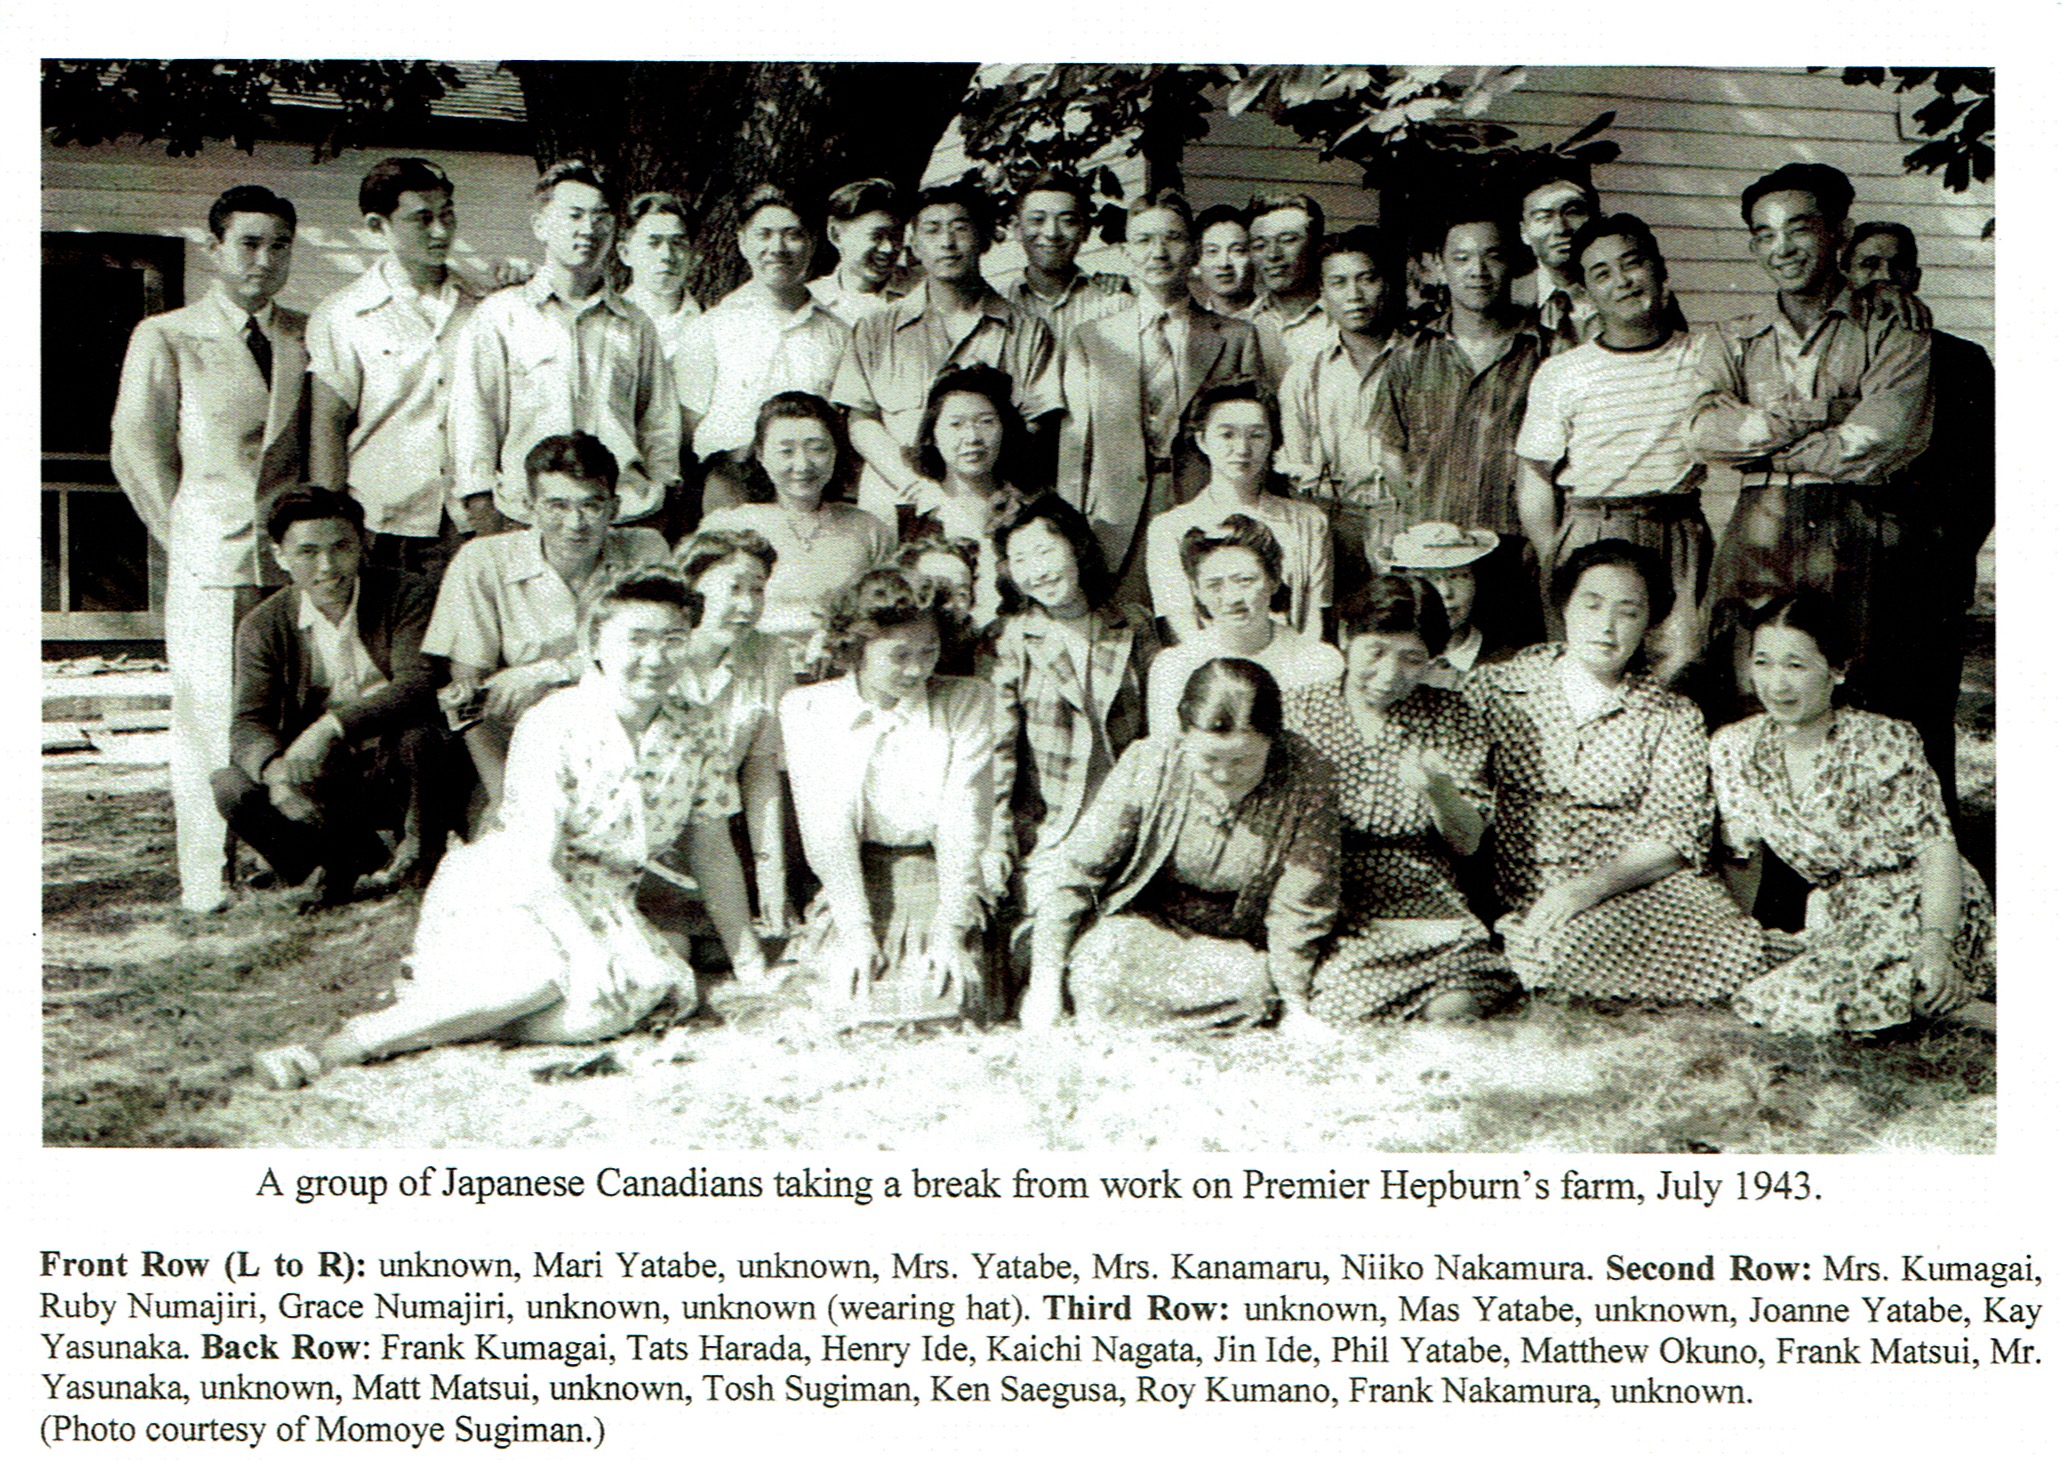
[505,61,976,302]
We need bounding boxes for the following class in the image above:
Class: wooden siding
[1182,65,1993,352]
[42,136,543,313]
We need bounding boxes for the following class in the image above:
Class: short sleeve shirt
[422,526,668,672]
[1515,331,1706,497]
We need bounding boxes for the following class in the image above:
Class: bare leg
[1420,989,1488,1021]
[257,980,562,1090]
[461,719,512,835]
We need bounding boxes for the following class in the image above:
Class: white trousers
[165,566,239,912]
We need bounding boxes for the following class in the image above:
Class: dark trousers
[366,521,463,584]
[211,725,444,887]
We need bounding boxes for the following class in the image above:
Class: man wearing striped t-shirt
[1516,213,1709,683]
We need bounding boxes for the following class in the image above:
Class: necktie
[1541,289,1580,349]
[244,316,273,387]
[1141,311,1179,456]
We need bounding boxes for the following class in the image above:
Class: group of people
[102,147,1995,1092]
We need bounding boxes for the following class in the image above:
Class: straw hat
[1383,521,1499,570]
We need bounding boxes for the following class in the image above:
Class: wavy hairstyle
[737,392,860,504]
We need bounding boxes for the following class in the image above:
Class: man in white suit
[1056,189,1263,600]
[112,184,308,913]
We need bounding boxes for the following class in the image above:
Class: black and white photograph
[38,58,1998,1153]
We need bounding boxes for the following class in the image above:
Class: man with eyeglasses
[423,432,667,824]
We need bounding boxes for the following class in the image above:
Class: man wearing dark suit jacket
[212,490,444,908]
[1057,189,1264,603]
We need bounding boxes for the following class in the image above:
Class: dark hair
[739,392,858,504]
[588,568,703,643]
[534,159,615,211]
[991,492,1112,617]
[1744,588,1854,674]
[265,487,364,545]
[359,158,452,219]
[1185,378,1282,452]
[1569,212,1668,287]
[1439,201,1511,253]
[1741,162,1854,229]
[739,184,810,234]
[825,177,904,225]
[1126,187,1194,233]
[1180,513,1289,618]
[912,180,997,244]
[1516,161,1600,219]
[1549,537,1673,627]
[1017,170,1092,216]
[523,431,620,496]
[1317,225,1407,300]
[1194,202,1252,236]
[1339,574,1450,659]
[1845,219,1919,272]
[1176,658,1283,738]
[915,363,1028,483]
[1247,191,1325,239]
[208,184,296,240]
[822,567,962,672]
[675,527,778,586]
[896,533,978,579]
[624,191,692,232]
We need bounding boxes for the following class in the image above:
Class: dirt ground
[42,631,1997,1153]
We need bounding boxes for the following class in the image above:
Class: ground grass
[43,620,1997,1152]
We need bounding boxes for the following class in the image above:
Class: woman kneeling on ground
[1024,658,1339,1036]
[1464,538,1767,1003]
[255,573,739,1089]
[1710,589,1995,1036]
[779,568,1000,1026]
[1285,576,1519,1025]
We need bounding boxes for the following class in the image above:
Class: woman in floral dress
[1286,577,1517,1024]
[1465,539,1767,1001]
[1711,589,1995,1035]
[255,573,738,1088]
[1024,657,1340,1036]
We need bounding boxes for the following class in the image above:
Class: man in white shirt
[111,183,308,912]
[997,170,1131,348]
[448,160,679,535]
[213,490,443,908]
[808,177,913,328]
[1246,192,1332,381]
[308,158,482,580]
[677,186,850,514]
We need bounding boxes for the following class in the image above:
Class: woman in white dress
[254,572,739,1088]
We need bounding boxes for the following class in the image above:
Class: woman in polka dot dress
[1286,576,1518,1024]
[1464,539,1768,1002]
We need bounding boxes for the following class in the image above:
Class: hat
[1383,521,1498,570]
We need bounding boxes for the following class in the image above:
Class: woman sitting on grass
[255,573,740,1089]
[779,568,999,1026]
[1711,589,1996,1036]
[1285,576,1518,1026]
[1464,538,1767,1004]
[1024,658,1339,1036]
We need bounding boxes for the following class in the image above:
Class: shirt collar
[895,280,1011,330]
[522,270,628,319]
[295,578,360,633]
[1136,293,1193,329]
[834,671,927,731]
[1735,284,1862,342]
[1442,623,1483,672]
[1256,291,1322,329]
[208,283,276,332]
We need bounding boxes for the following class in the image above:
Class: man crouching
[212,488,449,908]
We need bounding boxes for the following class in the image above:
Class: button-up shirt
[1687,286,1932,488]
[296,582,390,706]
[832,282,1061,509]
[1246,291,1336,383]
[780,672,995,929]
[1000,268,1132,347]
[1278,331,1398,503]
[676,282,849,459]
[807,270,914,331]
[307,257,484,537]
[422,525,668,673]
[1371,313,1549,535]
[448,273,680,523]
